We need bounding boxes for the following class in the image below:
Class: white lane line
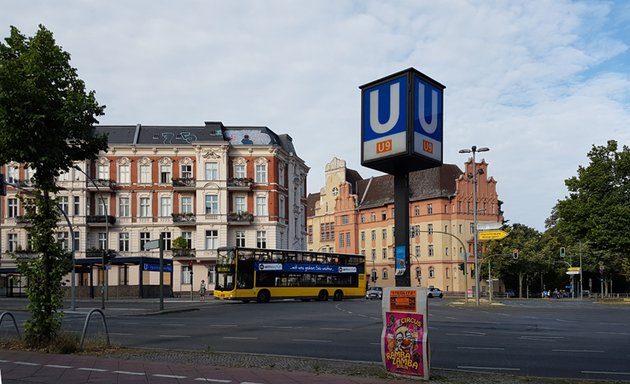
[153,373,188,379]
[555,318,575,323]
[209,324,238,328]
[458,366,520,371]
[552,349,604,353]
[457,347,505,351]
[320,327,352,331]
[15,361,40,366]
[159,334,191,338]
[113,370,145,376]
[263,325,294,329]
[223,336,257,340]
[118,321,140,325]
[110,332,133,336]
[241,382,265,384]
[0,359,9,363]
[446,331,485,337]
[520,336,564,341]
[292,338,333,343]
[45,364,73,369]
[78,367,108,372]
[194,378,232,383]
[596,331,630,336]
[598,322,625,326]
[582,371,630,376]
[160,323,186,326]
[445,316,457,320]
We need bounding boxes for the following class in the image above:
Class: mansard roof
[306,192,320,218]
[356,164,463,209]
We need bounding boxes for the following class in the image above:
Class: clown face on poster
[381,287,430,379]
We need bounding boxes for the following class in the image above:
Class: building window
[205,230,218,250]
[181,196,193,213]
[428,245,434,257]
[73,196,80,216]
[98,232,107,250]
[360,214,365,223]
[161,232,172,250]
[256,196,267,216]
[459,224,463,234]
[427,204,433,214]
[119,163,130,184]
[371,230,376,241]
[117,197,129,217]
[234,164,246,179]
[446,267,450,278]
[181,163,193,179]
[119,265,129,285]
[182,266,192,284]
[119,232,129,252]
[58,196,69,214]
[371,212,376,222]
[427,224,433,234]
[205,194,219,215]
[139,163,151,184]
[382,248,387,260]
[360,231,365,241]
[256,231,267,248]
[182,231,193,248]
[415,206,420,216]
[97,162,109,180]
[236,231,246,247]
[56,232,69,250]
[429,267,435,278]
[371,269,377,283]
[7,233,18,252]
[307,226,313,244]
[7,165,18,183]
[7,198,18,218]
[445,247,449,256]
[415,267,421,281]
[415,245,421,258]
[160,164,171,184]
[235,195,246,213]
[470,222,475,233]
[139,197,151,217]
[382,229,387,240]
[97,196,108,216]
[346,232,350,248]
[160,196,172,217]
[207,266,215,284]
[279,195,285,220]
[140,232,151,251]
[339,233,345,248]
[204,162,218,180]
[255,163,267,183]
[371,249,376,261]
[73,231,80,253]
[381,210,387,220]
[382,268,389,280]
[278,163,285,186]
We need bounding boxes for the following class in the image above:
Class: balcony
[86,179,117,191]
[227,178,253,191]
[15,216,31,226]
[86,215,116,226]
[172,249,196,258]
[172,177,196,190]
[172,213,196,226]
[227,211,254,225]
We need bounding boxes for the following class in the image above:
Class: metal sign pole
[159,233,164,311]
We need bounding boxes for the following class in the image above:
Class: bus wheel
[257,290,270,303]
[333,290,344,301]
[318,290,329,301]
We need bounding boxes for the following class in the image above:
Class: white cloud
[2,0,629,231]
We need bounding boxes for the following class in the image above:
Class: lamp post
[459,145,489,306]
[74,165,108,310]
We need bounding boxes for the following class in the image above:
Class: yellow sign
[568,267,581,272]
[478,230,509,241]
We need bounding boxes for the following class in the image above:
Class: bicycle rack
[79,308,110,349]
[0,312,21,339]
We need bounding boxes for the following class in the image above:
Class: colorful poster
[383,311,426,377]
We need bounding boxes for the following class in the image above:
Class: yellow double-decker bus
[214,246,366,303]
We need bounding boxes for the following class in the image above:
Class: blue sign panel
[413,74,443,163]
[255,262,357,274]
[362,75,408,162]
[395,246,407,276]
[143,263,173,272]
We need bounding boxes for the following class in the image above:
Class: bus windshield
[216,248,236,291]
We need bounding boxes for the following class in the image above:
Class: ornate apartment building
[307,157,504,294]
[0,121,309,297]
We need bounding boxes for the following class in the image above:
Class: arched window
[382,268,389,280]
[428,266,435,278]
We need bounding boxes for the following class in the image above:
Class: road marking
[520,336,564,341]
[45,364,73,369]
[209,324,238,328]
[160,323,186,326]
[553,349,604,353]
[582,371,630,376]
[224,336,257,340]
[15,361,40,366]
[118,321,141,325]
[110,332,133,336]
[78,367,108,372]
[458,366,520,371]
[445,316,457,320]
[555,318,576,323]
[320,327,352,331]
[598,322,625,326]
[241,382,265,384]
[159,334,191,338]
[596,331,630,336]
[153,373,188,379]
[0,359,9,363]
[446,331,485,337]
[263,325,294,329]
[113,370,145,376]
[292,338,332,343]
[457,347,505,351]
[194,378,232,383]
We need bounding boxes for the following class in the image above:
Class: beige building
[307,157,504,295]
[0,122,309,298]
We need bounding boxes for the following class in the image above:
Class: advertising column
[381,287,429,379]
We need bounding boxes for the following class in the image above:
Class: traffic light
[188,260,193,268]
[458,263,466,275]
[0,173,5,196]
[560,247,566,257]
[104,250,117,264]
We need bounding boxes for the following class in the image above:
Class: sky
[2,0,629,231]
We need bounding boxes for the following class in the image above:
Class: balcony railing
[172,213,196,225]
[227,211,254,225]
[172,177,196,189]
[86,215,116,225]
[172,249,196,258]
[15,216,30,225]
[227,178,253,190]
[86,179,117,190]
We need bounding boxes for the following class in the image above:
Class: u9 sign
[360,68,444,174]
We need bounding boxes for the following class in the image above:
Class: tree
[552,140,630,282]
[0,25,107,346]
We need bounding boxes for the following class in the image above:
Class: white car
[427,287,443,298]
[366,287,383,300]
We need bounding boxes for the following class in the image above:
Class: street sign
[478,230,509,241]
[566,270,580,275]
[477,222,503,231]
[568,267,581,272]
[144,240,160,250]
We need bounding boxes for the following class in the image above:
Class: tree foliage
[0,25,107,346]
[551,140,630,279]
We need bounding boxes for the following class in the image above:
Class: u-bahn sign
[360,68,445,174]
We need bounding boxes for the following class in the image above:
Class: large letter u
[369,83,400,134]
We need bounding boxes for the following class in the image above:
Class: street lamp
[73,165,108,310]
[459,145,489,306]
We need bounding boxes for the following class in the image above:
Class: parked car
[366,287,383,300]
[427,287,443,298]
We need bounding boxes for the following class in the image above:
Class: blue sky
[2,0,629,231]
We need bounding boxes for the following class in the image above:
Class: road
[3,298,630,381]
